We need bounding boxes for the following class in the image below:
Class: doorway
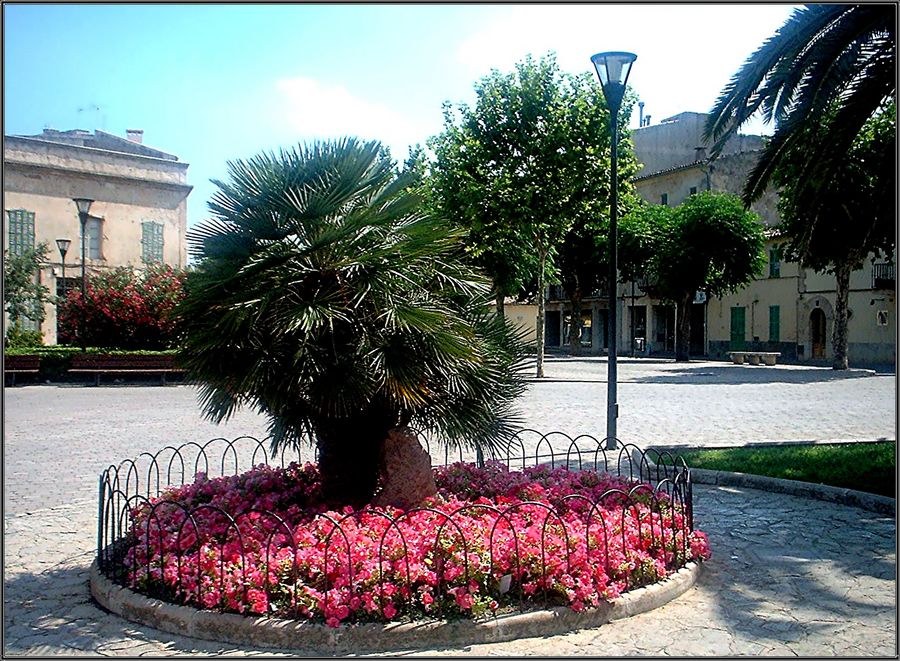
[730,306,746,350]
[810,308,827,359]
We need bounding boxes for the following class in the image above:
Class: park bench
[4,354,41,386]
[729,351,781,366]
[68,354,184,385]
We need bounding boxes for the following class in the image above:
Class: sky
[4,3,801,229]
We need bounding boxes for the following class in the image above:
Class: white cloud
[275,77,434,162]
[455,4,800,133]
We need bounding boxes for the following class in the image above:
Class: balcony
[872,262,895,290]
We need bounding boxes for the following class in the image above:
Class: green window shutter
[730,307,746,350]
[769,247,781,278]
[6,209,35,257]
[141,221,164,263]
[769,306,780,343]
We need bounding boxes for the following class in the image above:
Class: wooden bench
[68,354,184,385]
[729,351,781,366]
[4,354,41,386]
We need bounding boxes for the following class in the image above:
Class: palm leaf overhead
[705,4,895,203]
[177,138,529,505]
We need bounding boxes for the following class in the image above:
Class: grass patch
[667,442,896,498]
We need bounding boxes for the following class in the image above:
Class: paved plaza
[3,357,897,655]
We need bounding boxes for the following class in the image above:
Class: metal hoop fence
[97,430,695,622]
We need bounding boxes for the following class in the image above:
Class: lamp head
[590,51,637,113]
[56,238,71,258]
[72,197,94,216]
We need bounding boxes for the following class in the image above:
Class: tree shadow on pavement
[691,484,896,652]
[629,364,885,385]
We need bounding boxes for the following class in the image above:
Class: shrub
[4,326,43,349]
[57,264,186,349]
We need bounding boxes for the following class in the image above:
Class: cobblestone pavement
[3,485,895,656]
[3,358,896,655]
[5,358,894,515]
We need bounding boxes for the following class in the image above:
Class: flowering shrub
[122,461,710,626]
[58,264,185,349]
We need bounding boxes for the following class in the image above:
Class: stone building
[3,128,192,344]
[540,111,895,367]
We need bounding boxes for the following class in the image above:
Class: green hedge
[4,347,180,381]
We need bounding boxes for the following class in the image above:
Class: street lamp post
[56,238,71,346]
[591,51,636,451]
[72,198,94,352]
[55,238,71,285]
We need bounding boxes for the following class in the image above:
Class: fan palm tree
[705,4,895,203]
[176,138,529,507]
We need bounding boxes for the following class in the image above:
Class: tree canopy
[429,51,637,372]
[3,242,50,331]
[621,192,766,361]
[705,4,895,204]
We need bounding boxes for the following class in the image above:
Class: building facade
[3,128,192,344]
[539,111,895,367]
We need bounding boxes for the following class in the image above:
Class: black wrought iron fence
[97,431,695,622]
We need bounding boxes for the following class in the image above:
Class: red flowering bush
[123,462,710,626]
[58,264,186,349]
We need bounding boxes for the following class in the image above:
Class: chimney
[126,129,144,144]
[638,101,644,127]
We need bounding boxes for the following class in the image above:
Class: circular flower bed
[121,461,710,627]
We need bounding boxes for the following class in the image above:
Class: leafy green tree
[3,242,51,340]
[776,104,895,369]
[176,138,528,507]
[621,192,766,361]
[558,219,607,355]
[705,4,895,204]
[429,52,637,375]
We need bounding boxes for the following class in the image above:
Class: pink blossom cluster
[124,461,710,626]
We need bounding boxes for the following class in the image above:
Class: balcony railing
[546,284,607,302]
[872,262,895,290]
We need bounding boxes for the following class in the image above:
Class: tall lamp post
[72,198,94,351]
[591,51,636,451]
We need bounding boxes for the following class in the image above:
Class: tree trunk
[536,250,546,378]
[567,291,583,356]
[495,288,505,319]
[315,405,396,507]
[832,262,851,370]
[675,294,692,362]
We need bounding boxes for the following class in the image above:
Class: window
[6,209,35,256]
[660,193,668,206]
[769,305,780,343]
[82,217,103,260]
[769,247,782,278]
[689,186,697,196]
[141,220,164,263]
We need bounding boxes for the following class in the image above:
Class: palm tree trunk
[495,288,505,318]
[675,294,692,362]
[832,262,851,370]
[315,412,392,507]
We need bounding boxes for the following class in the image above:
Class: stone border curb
[687,467,895,516]
[90,560,701,654]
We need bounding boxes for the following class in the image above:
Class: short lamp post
[591,51,636,451]
[55,238,71,285]
[72,197,94,352]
